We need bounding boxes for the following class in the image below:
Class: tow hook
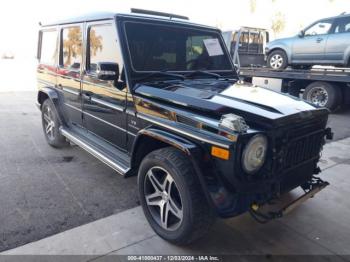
[249,177,329,223]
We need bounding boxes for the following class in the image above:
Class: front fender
[134,128,197,156]
[267,41,293,62]
[132,127,239,218]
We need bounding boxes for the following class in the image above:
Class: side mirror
[298,30,305,38]
[96,62,119,81]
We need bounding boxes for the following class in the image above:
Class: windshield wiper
[185,70,221,79]
[137,71,185,82]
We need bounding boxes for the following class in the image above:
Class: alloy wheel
[270,54,284,69]
[144,166,183,231]
[43,106,55,140]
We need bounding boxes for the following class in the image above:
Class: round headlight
[242,134,268,174]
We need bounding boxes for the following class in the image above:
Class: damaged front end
[245,115,333,223]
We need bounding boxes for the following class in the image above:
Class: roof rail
[130,8,189,20]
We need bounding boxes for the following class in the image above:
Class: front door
[57,24,84,127]
[292,19,333,62]
[82,22,128,150]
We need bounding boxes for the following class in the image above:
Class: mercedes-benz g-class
[36,9,332,244]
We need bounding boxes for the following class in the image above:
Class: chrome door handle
[316,38,323,43]
[82,92,93,100]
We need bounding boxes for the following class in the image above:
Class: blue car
[266,13,350,70]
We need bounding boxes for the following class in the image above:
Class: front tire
[267,50,288,70]
[41,99,68,148]
[138,147,215,245]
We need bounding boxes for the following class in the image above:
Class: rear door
[324,16,350,63]
[57,24,84,127]
[292,19,333,62]
[82,21,128,150]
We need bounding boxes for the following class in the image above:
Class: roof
[39,10,211,29]
[40,12,116,26]
[316,12,350,22]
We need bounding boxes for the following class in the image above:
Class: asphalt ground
[0,92,139,252]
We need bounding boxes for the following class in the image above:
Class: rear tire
[41,99,68,148]
[303,81,341,110]
[267,50,288,70]
[138,147,215,245]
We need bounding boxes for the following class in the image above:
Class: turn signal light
[211,146,230,160]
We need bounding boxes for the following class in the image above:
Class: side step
[60,127,130,175]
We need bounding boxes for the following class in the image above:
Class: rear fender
[37,87,67,126]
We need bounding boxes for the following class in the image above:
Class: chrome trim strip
[91,97,124,112]
[137,114,230,149]
[60,127,129,175]
[38,79,54,87]
[82,80,116,90]
[64,103,136,137]
[64,103,82,112]
[62,87,80,96]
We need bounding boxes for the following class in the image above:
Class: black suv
[36,9,332,244]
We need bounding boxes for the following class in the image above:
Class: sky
[0,0,348,58]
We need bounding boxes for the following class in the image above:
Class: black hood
[134,80,329,128]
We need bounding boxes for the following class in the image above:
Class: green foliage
[250,0,257,13]
[271,12,286,37]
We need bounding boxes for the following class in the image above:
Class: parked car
[222,27,269,67]
[36,9,332,244]
[1,51,15,59]
[266,13,350,70]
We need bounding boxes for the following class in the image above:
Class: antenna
[130,8,189,20]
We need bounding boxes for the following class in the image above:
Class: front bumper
[249,177,329,222]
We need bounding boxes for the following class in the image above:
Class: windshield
[124,22,233,73]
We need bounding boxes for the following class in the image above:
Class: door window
[60,26,83,70]
[87,24,123,77]
[305,20,333,36]
[40,30,57,66]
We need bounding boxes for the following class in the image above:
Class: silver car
[266,13,350,70]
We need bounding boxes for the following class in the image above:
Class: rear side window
[87,24,121,72]
[61,26,83,69]
[334,17,350,34]
[40,30,57,66]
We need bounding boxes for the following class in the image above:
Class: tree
[63,27,82,66]
[89,29,103,57]
[250,0,257,13]
[63,28,103,67]
[271,12,286,37]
